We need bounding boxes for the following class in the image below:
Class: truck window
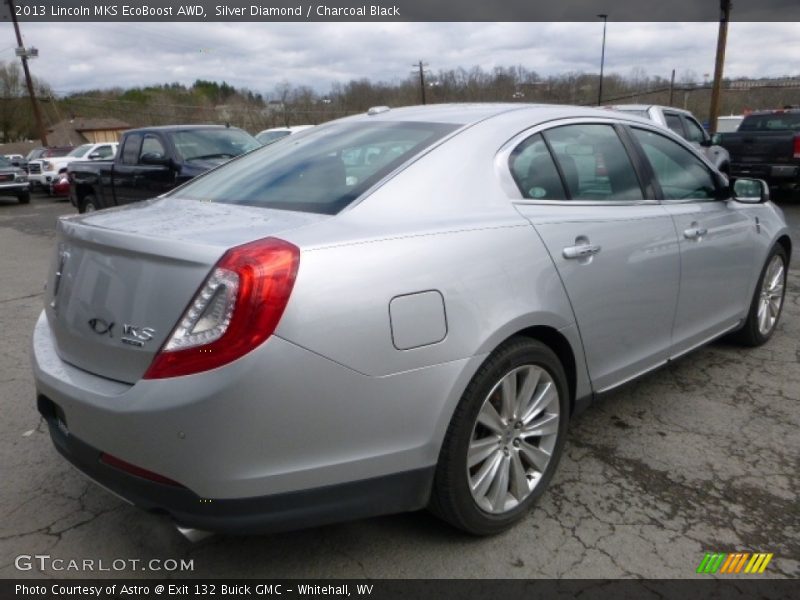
[738,113,800,131]
[140,135,166,162]
[121,134,142,165]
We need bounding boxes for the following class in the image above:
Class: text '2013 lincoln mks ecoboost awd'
[32,104,791,537]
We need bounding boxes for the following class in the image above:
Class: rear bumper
[38,393,433,535]
[730,162,799,183]
[31,311,476,531]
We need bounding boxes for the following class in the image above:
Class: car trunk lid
[44,198,325,383]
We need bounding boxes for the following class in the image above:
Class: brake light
[143,237,300,379]
[794,134,800,159]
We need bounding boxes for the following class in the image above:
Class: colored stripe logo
[696,552,773,574]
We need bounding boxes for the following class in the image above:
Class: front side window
[542,124,644,201]
[139,135,166,162]
[509,133,566,200]
[683,117,707,143]
[631,128,717,200]
[171,121,458,214]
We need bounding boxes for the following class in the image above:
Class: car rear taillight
[143,237,300,379]
[793,134,800,159]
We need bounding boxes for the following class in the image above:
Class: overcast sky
[6,22,800,97]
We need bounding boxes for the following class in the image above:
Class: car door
[510,122,681,392]
[112,133,142,205]
[627,126,758,355]
[114,133,174,205]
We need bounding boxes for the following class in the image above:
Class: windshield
[739,113,800,132]
[26,149,44,160]
[171,121,458,215]
[256,130,292,145]
[68,145,92,158]
[0,156,11,167]
[171,128,261,161]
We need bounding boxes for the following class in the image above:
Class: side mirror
[732,178,769,204]
[700,137,713,147]
[140,153,171,167]
[88,152,101,160]
[710,133,722,145]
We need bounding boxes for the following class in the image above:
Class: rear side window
[121,134,142,165]
[172,121,458,214]
[509,134,566,200]
[631,128,717,200]
[543,124,644,201]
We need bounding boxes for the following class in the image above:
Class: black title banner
[2,0,800,22]
[3,579,798,600]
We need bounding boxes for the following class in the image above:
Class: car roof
[340,103,656,127]
[125,124,246,134]
[611,103,692,116]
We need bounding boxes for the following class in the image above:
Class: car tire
[78,195,97,213]
[17,191,30,204]
[729,244,788,347]
[430,337,569,535]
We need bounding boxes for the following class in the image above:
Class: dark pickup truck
[69,124,261,213]
[717,108,800,189]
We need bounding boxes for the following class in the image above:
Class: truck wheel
[17,191,30,204]
[79,195,97,213]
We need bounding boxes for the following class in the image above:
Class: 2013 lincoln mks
[32,104,791,537]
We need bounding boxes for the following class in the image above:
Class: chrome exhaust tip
[176,525,213,542]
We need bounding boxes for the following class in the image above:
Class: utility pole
[413,60,427,105]
[669,69,676,106]
[708,0,731,134]
[8,0,48,145]
[597,14,608,106]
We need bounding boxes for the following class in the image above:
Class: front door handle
[563,243,602,259]
[684,227,708,240]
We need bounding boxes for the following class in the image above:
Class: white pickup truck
[28,142,118,191]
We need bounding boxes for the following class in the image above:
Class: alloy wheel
[757,254,785,336]
[467,364,560,515]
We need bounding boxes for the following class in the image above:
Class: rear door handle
[684,227,708,240]
[563,243,602,259]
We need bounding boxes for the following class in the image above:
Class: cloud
[6,22,799,97]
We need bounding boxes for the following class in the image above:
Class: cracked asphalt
[1,191,797,579]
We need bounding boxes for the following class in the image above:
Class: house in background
[45,118,131,146]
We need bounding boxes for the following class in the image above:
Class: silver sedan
[32,104,792,537]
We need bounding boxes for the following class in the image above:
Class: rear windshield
[256,130,292,145]
[614,109,651,119]
[171,121,458,214]
[739,113,800,132]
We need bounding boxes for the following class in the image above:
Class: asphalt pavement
[0,191,798,579]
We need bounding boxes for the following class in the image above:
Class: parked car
[716,115,744,133]
[25,146,74,187]
[609,104,731,173]
[69,125,261,212]
[255,125,314,145]
[715,108,800,190]
[29,142,118,192]
[0,155,30,203]
[32,104,791,538]
[50,171,70,198]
